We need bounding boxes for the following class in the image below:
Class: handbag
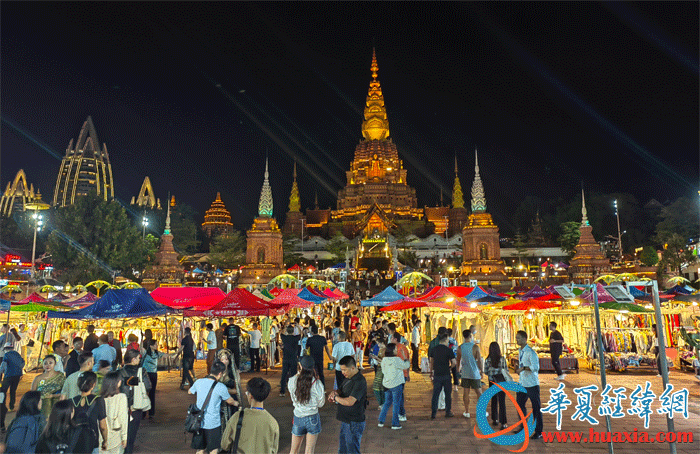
[185,379,218,434]
[132,368,151,411]
[501,364,514,382]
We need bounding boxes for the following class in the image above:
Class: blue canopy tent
[297,288,327,304]
[628,286,648,298]
[191,267,205,274]
[330,263,346,269]
[664,285,692,295]
[47,289,178,319]
[361,287,405,306]
[473,294,506,304]
[464,287,490,301]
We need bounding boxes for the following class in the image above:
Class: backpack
[69,396,99,452]
[4,415,42,454]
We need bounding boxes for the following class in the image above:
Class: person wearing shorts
[456,330,486,419]
[287,355,325,454]
[460,378,481,390]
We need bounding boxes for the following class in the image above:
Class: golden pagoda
[332,49,423,235]
[448,156,469,236]
[202,192,234,237]
[460,149,507,283]
[142,202,185,290]
[282,162,305,236]
[570,189,611,283]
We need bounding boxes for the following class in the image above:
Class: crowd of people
[0,303,573,453]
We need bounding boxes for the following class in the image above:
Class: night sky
[2,2,698,235]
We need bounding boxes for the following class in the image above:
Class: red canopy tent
[16,292,48,305]
[501,300,561,311]
[379,298,427,311]
[287,264,302,272]
[332,288,349,299]
[419,287,456,301]
[322,288,337,299]
[447,287,474,298]
[269,287,283,296]
[151,287,225,311]
[534,294,563,301]
[184,289,284,317]
[273,289,314,308]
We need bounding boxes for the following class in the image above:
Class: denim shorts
[292,412,322,436]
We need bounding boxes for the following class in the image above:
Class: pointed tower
[53,116,114,207]
[448,155,469,236]
[334,48,423,240]
[570,188,610,283]
[283,161,306,237]
[131,176,160,210]
[240,157,285,285]
[143,199,184,290]
[202,192,234,237]
[460,148,507,284]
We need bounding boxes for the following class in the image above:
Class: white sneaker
[399,415,407,421]
[391,425,403,430]
[556,374,567,380]
[377,423,384,427]
[485,411,489,418]
[463,412,470,418]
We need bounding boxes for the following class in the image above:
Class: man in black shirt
[175,327,195,389]
[64,336,83,377]
[83,325,99,353]
[306,324,332,387]
[429,333,456,419]
[279,325,300,397]
[225,318,243,369]
[549,322,566,380]
[329,355,366,454]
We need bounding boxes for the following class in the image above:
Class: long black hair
[487,342,502,368]
[384,343,397,357]
[16,390,41,417]
[41,399,74,442]
[294,364,317,405]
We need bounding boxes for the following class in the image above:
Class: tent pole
[163,317,171,373]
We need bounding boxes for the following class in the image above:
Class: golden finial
[371,47,378,80]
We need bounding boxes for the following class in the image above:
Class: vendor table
[509,354,579,374]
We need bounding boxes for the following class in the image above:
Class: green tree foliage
[398,250,418,269]
[325,233,349,263]
[639,246,659,267]
[169,203,201,253]
[282,235,304,268]
[143,234,160,264]
[659,233,695,276]
[558,221,581,257]
[513,230,528,264]
[0,213,47,258]
[46,192,145,283]
[392,225,413,250]
[209,231,246,270]
[655,197,698,243]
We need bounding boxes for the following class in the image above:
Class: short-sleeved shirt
[249,330,262,349]
[70,394,106,450]
[306,335,327,367]
[181,335,195,359]
[92,344,116,372]
[549,330,564,356]
[332,342,356,371]
[336,371,367,423]
[61,370,83,400]
[206,331,217,350]
[430,344,455,376]
[225,325,241,350]
[189,377,232,429]
[281,334,300,359]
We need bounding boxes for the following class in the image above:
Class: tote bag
[132,368,151,412]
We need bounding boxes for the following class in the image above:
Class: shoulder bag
[185,378,218,434]
[132,368,151,411]
[221,408,245,454]
[501,358,514,382]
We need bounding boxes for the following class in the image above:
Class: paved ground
[5,360,699,454]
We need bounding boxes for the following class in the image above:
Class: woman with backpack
[70,371,108,453]
[4,391,44,453]
[118,349,151,454]
[287,356,325,454]
[99,371,128,454]
[35,399,93,454]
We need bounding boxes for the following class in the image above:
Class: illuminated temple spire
[470,149,486,213]
[581,187,589,226]
[258,157,273,218]
[164,197,171,235]
[361,48,390,141]
[452,155,464,209]
[288,161,300,212]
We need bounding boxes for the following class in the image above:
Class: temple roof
[361,49,390,141]
[288,161,300,213]
[258,157,273,218]
[453,155,464,209]
[470,149,486,213]
[202,192,233,229]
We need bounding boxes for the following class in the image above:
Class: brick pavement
[4,361,699,453]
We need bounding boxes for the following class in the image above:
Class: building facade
[53,116,114,207]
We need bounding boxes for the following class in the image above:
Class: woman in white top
[287,355,325,454]
[378,343,410,429]
[99,370,129,454]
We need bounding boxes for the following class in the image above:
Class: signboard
[337,281,346,292]
[554,285,576,300]
[340,271,347,282]
[469,279,478,287]
[604,285,635,303]
[440,277,449,287]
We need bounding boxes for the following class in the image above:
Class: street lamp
[142,216,149,239]
[614,199,622,261]
[30,212,44,278]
